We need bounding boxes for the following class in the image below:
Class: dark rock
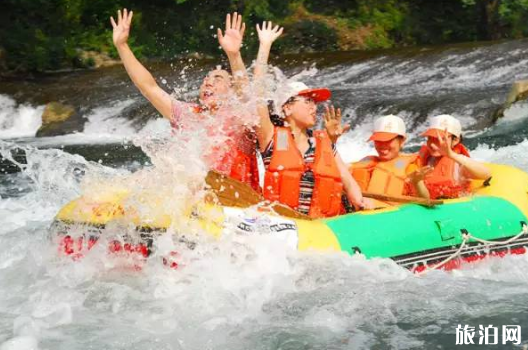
[0,147,27,174]
[492,80,528,122]
[41,102,75,124]
[36,102,86,137]
[0,143,148,174]
[75,49,121,69]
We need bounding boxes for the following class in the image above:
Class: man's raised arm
[217,12,248,95]
[111,9,172,120]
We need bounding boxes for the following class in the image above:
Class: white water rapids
[2,41,528,349]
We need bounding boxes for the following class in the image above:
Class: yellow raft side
[54,163,528,252]
[295,219,341,251]
[56,193,174,228]
[56,195,128,226]
[470,163,528,217]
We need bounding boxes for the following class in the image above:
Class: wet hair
[268,95,307,127]
[206,67,233,85]
[268,100,285,127]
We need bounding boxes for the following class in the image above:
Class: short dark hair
[268,100,284,127]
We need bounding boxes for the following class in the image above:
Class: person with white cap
[417,114,491,199]
[349,115,430,202]
[252,21,368,217]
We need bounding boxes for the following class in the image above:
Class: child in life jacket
[253,21,369,218]
[349,115,430,203]
[418,114,491,199]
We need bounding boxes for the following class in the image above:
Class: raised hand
[323,105,350,143]
[430,129,454,158]
[110,9,133,47]
[217,12,245,55]
[256,21,284,47]
[407,166,433,184]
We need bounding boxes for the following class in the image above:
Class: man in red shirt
[111,10,259,189]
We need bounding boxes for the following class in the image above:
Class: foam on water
[315,46,528,96]
[3,124,528,349]
[0,96,170,147]
[82,99,138,137]
[3,41,528,349]
[0,95,44,140]
[472,139,528,171]
[2,213,527,350]
[498,101,528,126]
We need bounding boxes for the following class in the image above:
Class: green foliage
[497,0,528,38]
[403,0,479,45]
[278,20,339,52]
[1,0,528,73]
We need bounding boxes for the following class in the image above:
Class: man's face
[374,137,403,161]
[199,69,232,107]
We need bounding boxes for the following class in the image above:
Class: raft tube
[51,163,528,271]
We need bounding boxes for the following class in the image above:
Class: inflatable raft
[50,163,528,271]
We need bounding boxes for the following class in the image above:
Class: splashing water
[0,95,44,139]
[2,41,528,349]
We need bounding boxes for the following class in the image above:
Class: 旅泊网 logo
[455,324,522,345]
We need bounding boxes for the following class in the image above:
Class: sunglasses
[285,96,316,105]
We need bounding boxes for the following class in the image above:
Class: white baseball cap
[421,114,462,138]
[368,115,407,142]
[276,81,331,109]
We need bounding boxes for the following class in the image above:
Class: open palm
[407,166,433,184]
[256,21,284,46]
[110,9,133,47]
[324,105,350,143]
[217,12,245,54]
[430,130,454,158]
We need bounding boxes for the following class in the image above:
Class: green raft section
[326,196,527,259]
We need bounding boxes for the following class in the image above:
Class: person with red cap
[417,114,491,199]
[252,21,369,217]
[349,115,430,204]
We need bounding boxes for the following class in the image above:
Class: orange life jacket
[176,105,260,191]
[263,127,343,218]
[417,143,471,199]
[349,154,417,196]
[217,143,260,191]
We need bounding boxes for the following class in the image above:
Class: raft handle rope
[416,222,528,276]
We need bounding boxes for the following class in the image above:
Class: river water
[1,40,528,349]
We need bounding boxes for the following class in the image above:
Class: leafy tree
[1,0,528,73]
